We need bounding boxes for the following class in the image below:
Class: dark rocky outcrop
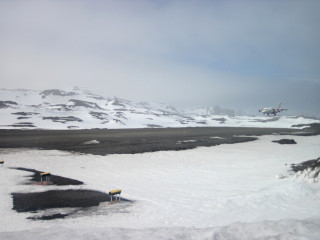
[43,116,83,123]
[0,101,18,108]
[11,112,39,116]
[11,167,83,186]
[90,111,109,120]
[41,89,76,98]
[68,99,103,109]
[291,157,320,173]
[272,139,297,144]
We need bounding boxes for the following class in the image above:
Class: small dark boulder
[272,139,297,144]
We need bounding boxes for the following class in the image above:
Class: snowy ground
[1,134,320,239]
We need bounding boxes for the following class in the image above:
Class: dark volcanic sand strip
[1,125,319,155]
[12,190,111,212]
[10,168,130,220]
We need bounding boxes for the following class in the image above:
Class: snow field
[0,134,320,239]
[1,220,320,240]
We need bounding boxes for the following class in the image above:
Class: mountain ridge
[0,88,319,129]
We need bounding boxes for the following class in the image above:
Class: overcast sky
[0,0,319,115]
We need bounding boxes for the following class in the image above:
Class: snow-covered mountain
[0,88,319,129]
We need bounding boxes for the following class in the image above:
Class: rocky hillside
[0,88,319,129]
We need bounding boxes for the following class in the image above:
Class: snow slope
[1,88,319,129]
[1,134,320,239]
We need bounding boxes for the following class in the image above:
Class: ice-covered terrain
[1,87,320,239]
[1,134,320,239]
[1,88,319,129]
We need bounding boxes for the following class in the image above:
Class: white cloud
[0,0,319,115]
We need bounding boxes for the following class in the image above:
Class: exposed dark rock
[272,139,297,144]
[29,104,40,108]
[11,112,39,116]
[112,98,126,107]
[90,111,109,120]
[196,121,207,125]
[130,110,147,115]
[43,116,83,123]
[12,190,110,212]
[0,101,18,108]
[11,167,84,186]
[41,89,76,98]
[176,120,189,125]
[112,119,125,125]
[68,99,103,109]
[166,106,177,112]
[159,110,175,116]
[115,112,127,119]
[291,157,320,173]
[292,124,309,128]
[28,213,68,220]
[145,124,163,128]
[47,104,72,111]
[294,123,320,135]
[17,117,30,120]
[68,126,80,129]
[212,118,227,123]
[11,122,36,128]
[184,116,195,121]
[85,91,107,101]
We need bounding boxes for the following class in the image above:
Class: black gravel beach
[1,124,319,155]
